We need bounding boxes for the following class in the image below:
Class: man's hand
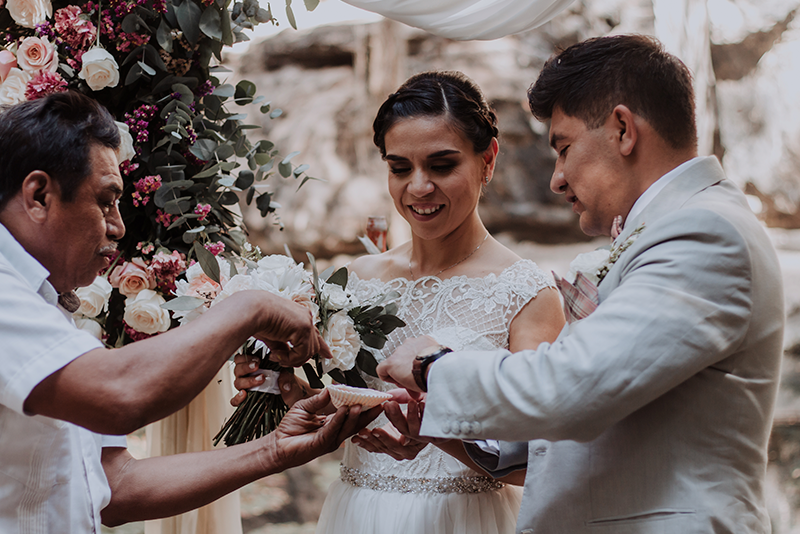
[262,389,382,471]
[376,335,439,392]
[231,354,319,409]
[252,293,333,367]
[382,390,449,446]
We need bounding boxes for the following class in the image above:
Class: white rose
[321,282,351,310]
[256,254,297,272]
[321,311,360,373]
[213,273,261,304]
[74,276,112,318]
[78,47,119,91]
[566,249,611,285]
[74,316,104,340]
[0,68,31,105]
[124,289,171,334]
[115,121,135,164]
[6,0,52,28]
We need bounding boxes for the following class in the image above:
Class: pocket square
[552,271,599,323]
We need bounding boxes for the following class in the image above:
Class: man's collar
[624,157,703,228]
[0,222,51,293]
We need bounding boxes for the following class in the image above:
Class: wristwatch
[412,345,453,392]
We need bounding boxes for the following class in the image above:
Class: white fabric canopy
[340,0,576,40]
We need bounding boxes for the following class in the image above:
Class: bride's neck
[409,217,489,278]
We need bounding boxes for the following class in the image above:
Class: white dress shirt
[0,223,125,534]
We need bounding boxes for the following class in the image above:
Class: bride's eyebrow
[384,154,408,162]
[428,150,459,158]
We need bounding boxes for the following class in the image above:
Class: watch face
[417,345,445,359]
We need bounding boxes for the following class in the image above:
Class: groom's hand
[376,335,439,392]
[263,389,382,471]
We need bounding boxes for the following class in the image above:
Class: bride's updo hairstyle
[373,71,498,158]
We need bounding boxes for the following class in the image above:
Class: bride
[233,70,565,534]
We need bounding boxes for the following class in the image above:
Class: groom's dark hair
[528,34,697,150]
[0,91,119,210]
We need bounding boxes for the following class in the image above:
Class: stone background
[104,0,800,532]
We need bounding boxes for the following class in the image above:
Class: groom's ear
[610,104,637,157]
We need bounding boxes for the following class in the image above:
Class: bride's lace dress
[315,260,555,534]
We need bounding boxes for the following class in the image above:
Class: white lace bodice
[341,259,555,489]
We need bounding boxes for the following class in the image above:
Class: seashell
[327,384,393,409]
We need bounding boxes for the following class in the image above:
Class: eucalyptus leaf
[137,60,156,76]
[163,197,193,215]
[278,161,292,178]
[199,6,223,40]
[193,162,222,179]
[189,138,217,161]
[218,176,236,187]
[356,349,379,377]
[212,84,235,98]
[326,267,348,289]
[215,143,235,160]
[193,242,221,284]
[255,192,274,216]
[342,369,368,388]
[293,163,309,175]
[281,151,301,165]
[285,3,297,29]
[161,296,206,311]
[156,18,173,53]
[236,170,254,189]
[302,363,325,389]
[269,109,283,119]
[176,0,202,45]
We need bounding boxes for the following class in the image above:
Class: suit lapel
[600,157,727,299]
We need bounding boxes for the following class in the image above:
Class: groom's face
[548,108,629,236]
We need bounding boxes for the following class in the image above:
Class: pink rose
[0,50,17,83]
[17,37,58,74]
[110,257,156,297]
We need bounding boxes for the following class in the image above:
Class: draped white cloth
[340,0,576,40]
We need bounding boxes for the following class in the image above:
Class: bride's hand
[383,394,450,446]
[351,422,428,461]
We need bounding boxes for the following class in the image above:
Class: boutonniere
[554,221,646,323]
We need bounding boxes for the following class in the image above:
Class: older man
[377,35,784,533]
[0,92,379,532]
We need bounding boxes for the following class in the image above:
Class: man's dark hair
[373,70,499,158]
[0,91,120,210]
[528,34,697,150]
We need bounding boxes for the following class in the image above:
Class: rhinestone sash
[340,466,505,495]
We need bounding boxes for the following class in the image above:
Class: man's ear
[19,171,58,224]
[611,104,637,157]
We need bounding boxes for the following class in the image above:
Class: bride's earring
[483,176,490,185]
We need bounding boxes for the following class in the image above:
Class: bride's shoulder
[347,244,410,282]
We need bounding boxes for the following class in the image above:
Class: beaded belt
[340,466,504,495]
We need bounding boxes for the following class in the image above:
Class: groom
[377,35,784,533]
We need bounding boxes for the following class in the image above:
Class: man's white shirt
[0,223,125,534]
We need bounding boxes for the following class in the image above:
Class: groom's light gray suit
[420,157,784,533]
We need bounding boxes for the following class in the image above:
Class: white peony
[171,258,231,324]
[78,47,119,91]
[256,254,297,273]
[74,276,112,318]
[321,282,352,310]
[124,289,171,334]
[566,249,611,285]
[0,68,31,105]
[74,316,104,340]
[6,0,52,28]
[115,121,135,164]
[321,311,360,373]
[253,256,311,299]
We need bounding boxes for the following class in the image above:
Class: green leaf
[193,242,221,284]
[167,215,188,230]
[376,314,406,332]
[281,151,301,165]
[255,7,273,23]
[303,0,320,11]
[234,80,257,105]
[297,175,323,191]
[163,196,193,214]
[356,349,379,377]
[161,296,206,311]
[342,369,368,388]
[236,170,255,189]
[278,161,292,178]
[190,138,217,161]
[218,176,236,187]
[226,113,248,121]
[259,102,271,114]
[176,0,202,45]
[302,363,325,389]
[255,192,274,216]
[269,108,283,119]
[193,163,222,179]
[293,163,309,175]
[124,64,143,85]
[184,225,206,234]
[137,60,156,76]
[200,6,223,40]
[327,368,347,385]
[246,187,255,205]
[361,332,387,350]
[121,13,147,33]
[215,143,235,160]
[157,18,173,53]
[326,267,348,289]
[285,3,297,29]
[212,84,235,98]
[154,180,194,207]
[220,7,234,47]
[219,192,239,205]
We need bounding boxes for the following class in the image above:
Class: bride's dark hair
[373,71,498,158]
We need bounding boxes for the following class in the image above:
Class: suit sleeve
[420,208,753,442]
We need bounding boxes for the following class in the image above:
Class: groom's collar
[615,156,725,244]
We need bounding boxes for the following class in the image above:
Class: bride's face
[383,115,491,241]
